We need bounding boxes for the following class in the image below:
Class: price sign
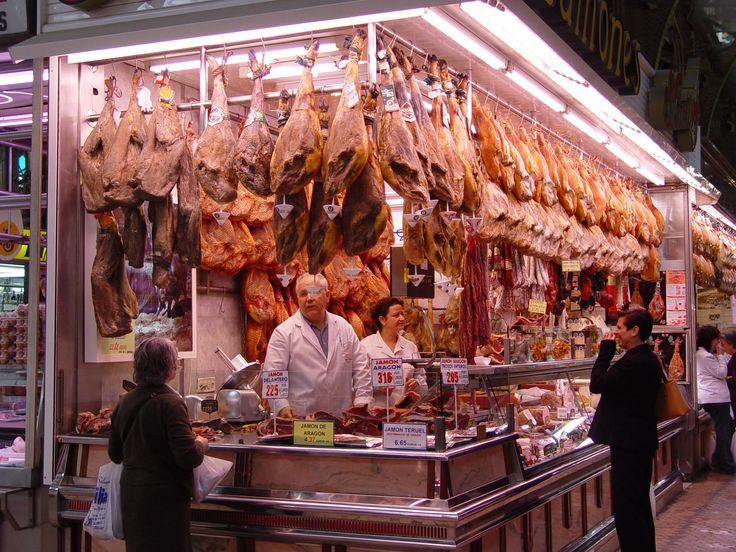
[201,399,219,415]
[528,299,547,315]
[440,358,469,385]
[262,371,289,399]
[562,259,581,272]
[383,423,427,450]
[371,358,403,388]
[293,421,334,447]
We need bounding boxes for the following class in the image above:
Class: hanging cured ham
[91,214,138,338]
[200,185,273,227]
[229,50,274,197]
[133,74,186,201]
[194,56,238,203]
[148,195,175,288]
[270,40,323,195]
[274,190,310,266]
[79,77,118,213]
[342,85,388,257]
[322,30,369,198]
[377,44,430,205]
[241,269,276,325]
[444,69,480,213]
[396,49,459,208]
[403,202,425,266]
[307,180,342,274]
[103,71,147,208]
[175,146,201,267]
[427,55,466,206]
[121,206,146,269]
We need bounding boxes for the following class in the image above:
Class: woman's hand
[195,436,209,453]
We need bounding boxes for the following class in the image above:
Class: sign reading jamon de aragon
[522,0,642,96]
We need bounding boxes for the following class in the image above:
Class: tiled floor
[655,470,736,550]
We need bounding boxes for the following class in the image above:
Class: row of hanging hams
[692,210,736,293]
[80,72,202,336]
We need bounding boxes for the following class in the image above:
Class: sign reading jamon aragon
[522,0,642,96]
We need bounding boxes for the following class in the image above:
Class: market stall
[8,1,718,550]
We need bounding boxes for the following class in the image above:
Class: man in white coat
[263,273,373,418]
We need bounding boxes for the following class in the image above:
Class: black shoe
[711,464,736,475]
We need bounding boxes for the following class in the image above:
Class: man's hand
[602,332,616,341]
[406,378,419,393]
[278,406,297,419]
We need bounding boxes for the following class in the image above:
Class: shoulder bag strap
[121,391,158,442]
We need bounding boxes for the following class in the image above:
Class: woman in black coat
[109,337,208,552]
[588,308,662,552]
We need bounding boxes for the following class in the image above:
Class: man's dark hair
[133,337,179,386]
[696,325,721,351]
[371,297,404,330]
[619,307,654,341]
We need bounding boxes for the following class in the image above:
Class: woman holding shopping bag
[109,337,208,551]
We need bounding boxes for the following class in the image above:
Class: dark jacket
[588,341,662,452]
[727,355,736,413]
[108,384,204,551]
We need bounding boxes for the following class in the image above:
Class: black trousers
[610,446,656,552]
[702,402,736,471]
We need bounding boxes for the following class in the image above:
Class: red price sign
[440,358,469,385]
[261,371,289,399]
[371,358,403,389]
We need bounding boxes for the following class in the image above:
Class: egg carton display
[0,304,46,366]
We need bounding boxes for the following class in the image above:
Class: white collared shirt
[696,347,730,404]
[361,332,428,407]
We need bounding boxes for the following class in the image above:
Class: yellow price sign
[562,259,581,272]
[528,299,548,315]
[293,420,334,447]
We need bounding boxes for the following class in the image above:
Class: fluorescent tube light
[0,69,49,86]
[605,142,640,169]
[0,114,48,128]
[563,111,609,144]
[68,8,426,64]
[505,68,565,113]
[149,43,339,73]
[635,166,665,186]
[422,9,506,71]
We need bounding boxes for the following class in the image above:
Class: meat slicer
[214,348,266,422]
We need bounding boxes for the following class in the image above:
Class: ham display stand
[50,359,685,552]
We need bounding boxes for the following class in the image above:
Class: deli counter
[49,358,686,552]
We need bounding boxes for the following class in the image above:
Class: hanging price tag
[561,259,581,272]
[380,84,400,112]
[383,423,427,450]
[293,421,334,447]
[262,371,289,399]
[400,101,416,122]
[344,80,360,108]
[440,358,469,385]
[528,299,547,315]
[371,358,403,388]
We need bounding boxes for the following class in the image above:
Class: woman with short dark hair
[109,338,208,551]
[361,297,428,407]
[696,325,736,474]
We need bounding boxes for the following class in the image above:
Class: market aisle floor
[654,470,736,550]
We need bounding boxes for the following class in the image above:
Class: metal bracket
[0,487,37,530]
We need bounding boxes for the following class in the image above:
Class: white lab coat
[696,347,730,404]
[361,333,428,407]
[263,310,373,417]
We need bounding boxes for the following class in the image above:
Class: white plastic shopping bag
[193,456,233,502]
[83,462,124,540]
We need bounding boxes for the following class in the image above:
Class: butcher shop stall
[6,0,720,550]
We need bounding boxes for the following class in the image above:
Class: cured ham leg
[229,50,274,197]
[377,43,430,205]
[148,195,175,288]
[103,72,147,207]
[133,75,186,201]
[79,77,118,213]
[397,49,460,209]
[270,41,323,195]
[175,146,201,267]
[342,85,388,257]
[121,205,146,269]
[274,190,310,266]
[322,30,369,198]
[307,181,342,274]
[403,203,425,266]
[194,56,237,203]
[91,214,138,338]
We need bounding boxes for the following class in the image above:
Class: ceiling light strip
[67,8,427,64]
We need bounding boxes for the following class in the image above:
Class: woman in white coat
[361,297,429,408]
